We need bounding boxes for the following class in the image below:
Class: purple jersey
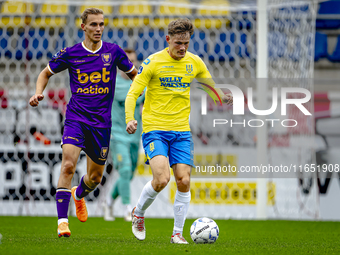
[48,41,134,128]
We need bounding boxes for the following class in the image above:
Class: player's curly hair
[81,8,104,24]
[168,18,194,37]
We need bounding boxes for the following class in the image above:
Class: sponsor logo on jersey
[101,53,112,64]
[64,136,79,142]
[143,58,151,65]
[77,68,110,84]
[76,86,109,94]
[101,147,108,158]
[159,77,190,89]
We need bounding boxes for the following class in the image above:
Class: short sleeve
[116,46,134,73]
[48,48,69,74]
[195,57,212,79]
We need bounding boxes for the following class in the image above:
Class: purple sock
[75,176,94,199]
[56,190,71,219]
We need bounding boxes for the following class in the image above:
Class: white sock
[134,181,158,217]
[173,190,191,235]
[58,218,68,225]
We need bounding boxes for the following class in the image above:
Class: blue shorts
[62,120,110,165]
[142,131,194,167]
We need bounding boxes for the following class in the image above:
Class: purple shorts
[62,120,111,165]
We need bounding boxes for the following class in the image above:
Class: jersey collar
[164,47,188,61]
[82,40,102,53]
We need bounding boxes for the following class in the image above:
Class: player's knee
[153,176,170,191]
[176,176,190,189]
[88,172,103,187]
[60,161,76,177]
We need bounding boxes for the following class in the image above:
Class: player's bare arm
[126,120,138,134]
[29,67,54,107]
[126,68,138,81]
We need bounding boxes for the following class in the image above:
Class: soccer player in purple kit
[29,8,137,238]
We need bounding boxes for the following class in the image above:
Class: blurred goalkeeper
[104,49,144,222]
[29,8,137,238]
[125,18,233,244]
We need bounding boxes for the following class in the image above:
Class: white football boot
[131,207,145,240]
[170,233,189,244]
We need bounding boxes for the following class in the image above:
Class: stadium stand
[190,30,208,58]
[314,1,340,63]
[150,0,191,28]
[35,0,68,27]
[158,0,192,15]
[210,31,249,61]
[135,30,167,61]
[314,32,328,61]
[328,35,340,62]
[0,108,15,146]
[113,0,152,27]
[76,1,112,27]
[102,29,129,49]
[0,1,34,26]
[196,0,229,29]
[316,0,340,29]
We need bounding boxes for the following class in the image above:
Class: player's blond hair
[81,8,104,24]
[168,18,194,37]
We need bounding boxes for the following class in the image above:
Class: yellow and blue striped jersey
[125,48,221,133]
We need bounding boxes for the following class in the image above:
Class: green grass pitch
[0,216,339,254]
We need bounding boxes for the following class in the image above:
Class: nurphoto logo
[199,83,312,128]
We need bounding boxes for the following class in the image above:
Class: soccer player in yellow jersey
[125,18,232,243]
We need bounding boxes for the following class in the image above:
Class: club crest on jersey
[186,64,193,74]
[101,53,112,64]
[101,147,108,158]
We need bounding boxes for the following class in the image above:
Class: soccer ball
[190,217,219,244]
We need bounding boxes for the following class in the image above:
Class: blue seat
[13,29,66,60]
[316,1,340,29]
[0,29,9,58]
[328,35,340,62]
[231,11,255,30]
[211,32,236,61]
[211,32,249,61]
[238,33,249,58]
[102,29,128,49]
[190,31,208,57]
[76,29,85,44]
[135,30,166,61]
[268,32,302,61]
[314,32,328,61]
